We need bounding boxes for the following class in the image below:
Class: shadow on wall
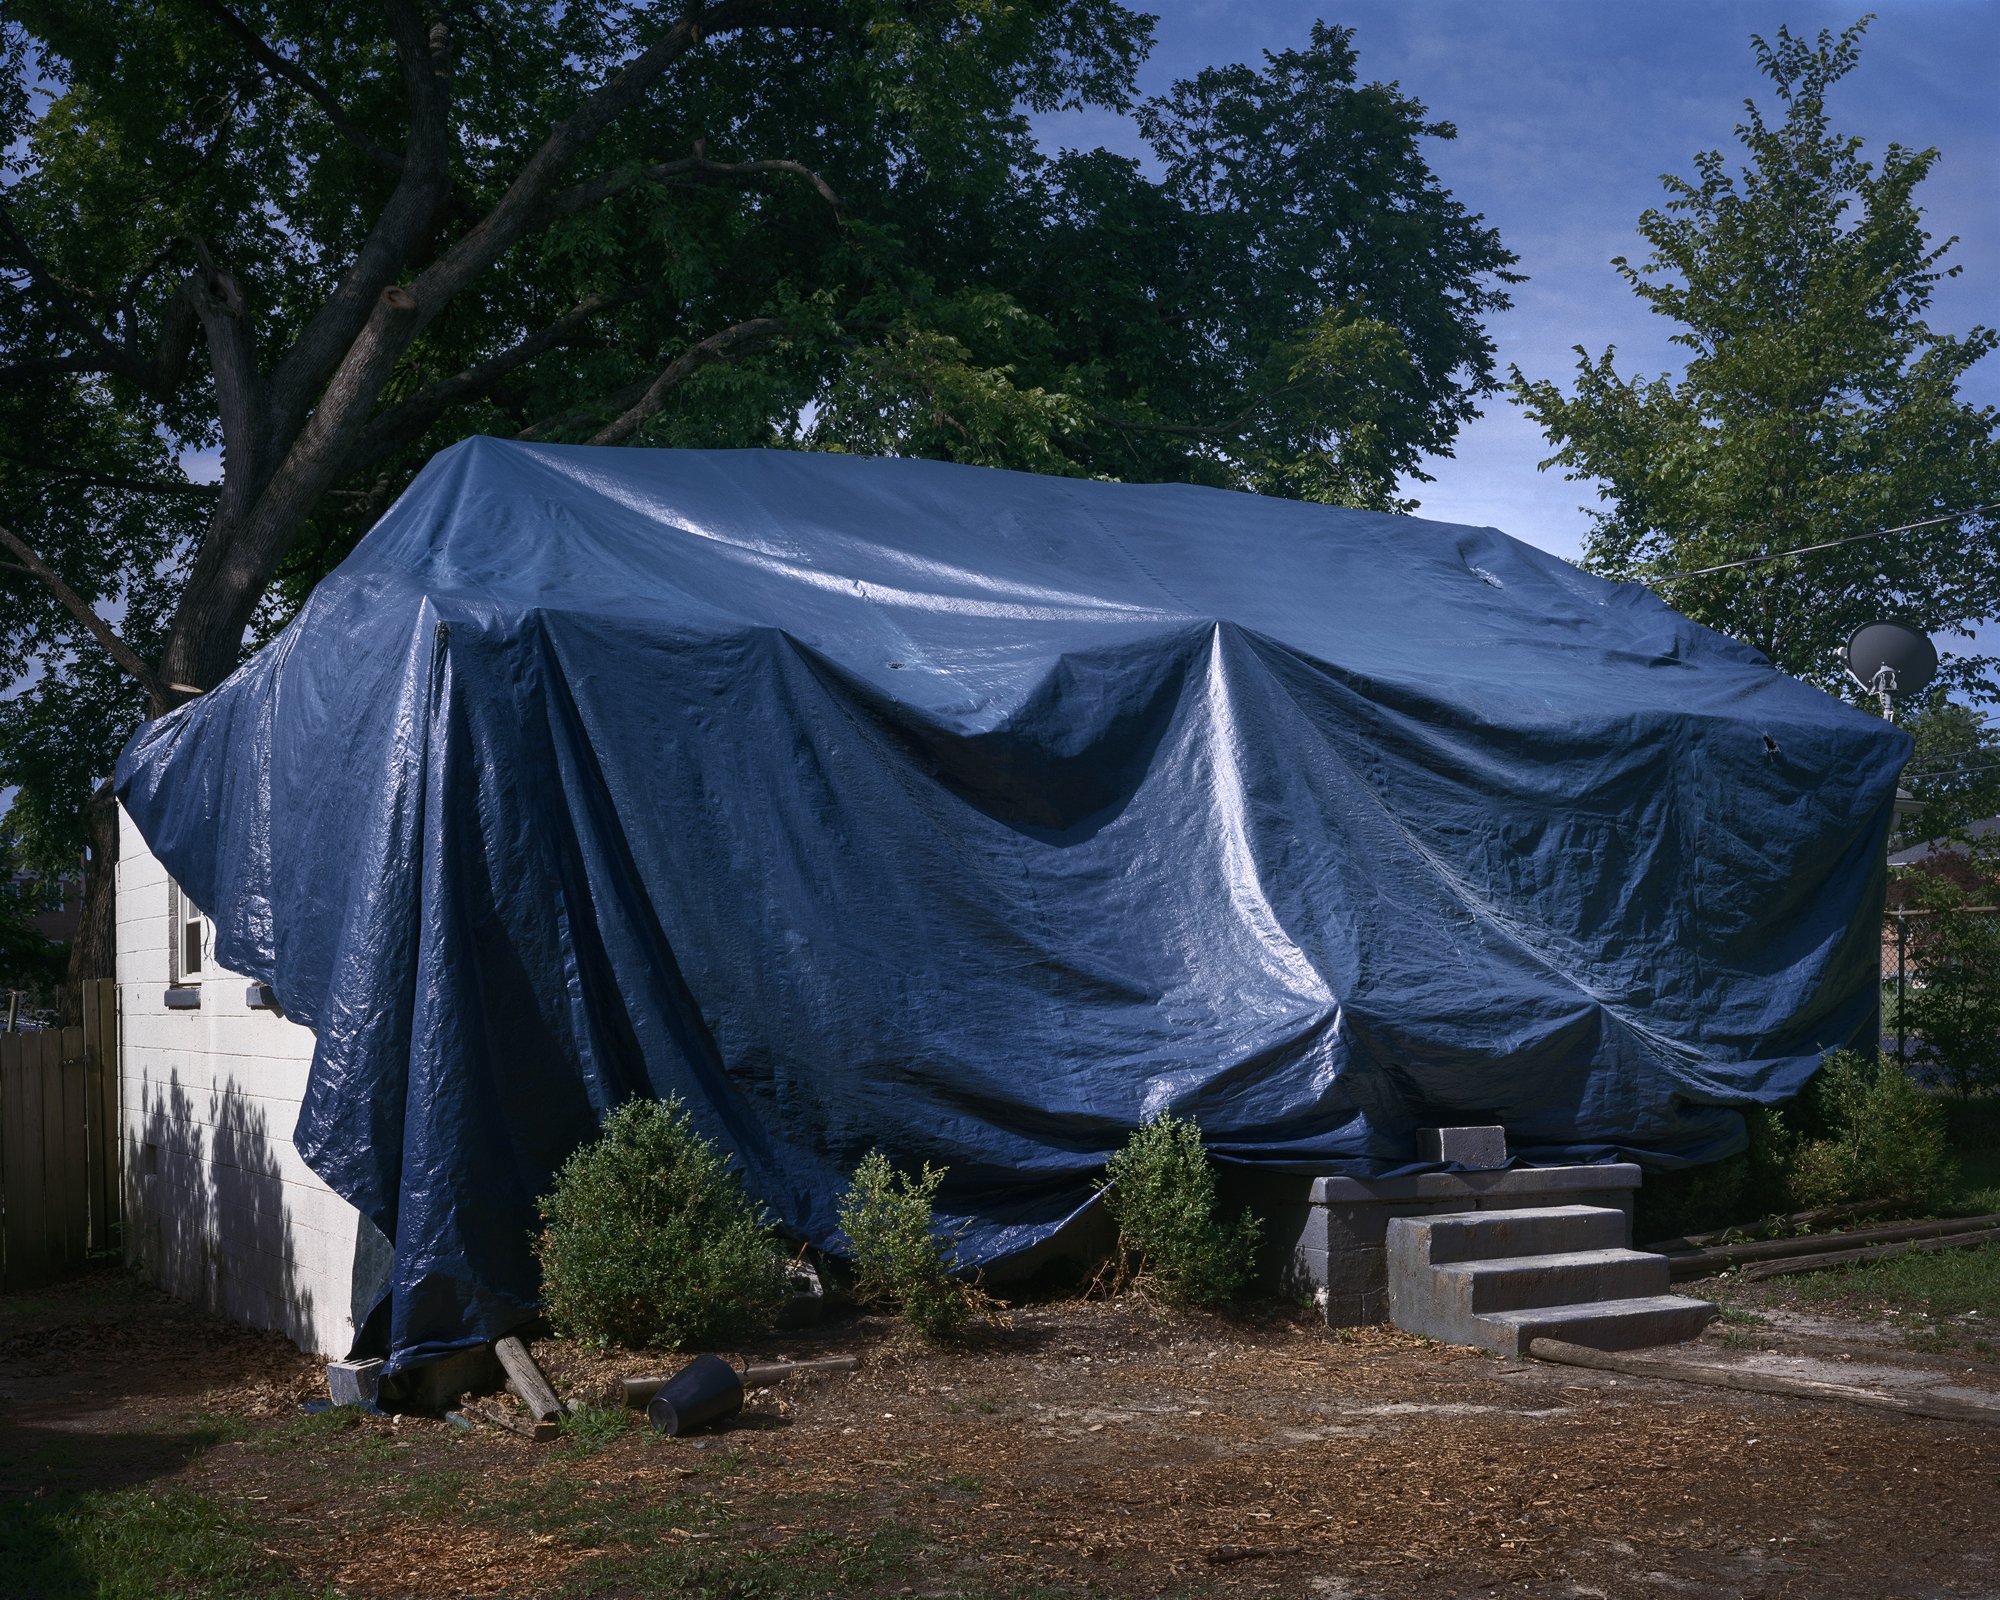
[125,1070,317,1352]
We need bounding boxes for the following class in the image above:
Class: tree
[1893,695,2000,851]
[1510,17,2000,697]
[1894,850,2000,1099]
[2,4,1519,1006]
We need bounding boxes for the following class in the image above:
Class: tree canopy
[1510,17,2000,698]
[2,3,1519,897]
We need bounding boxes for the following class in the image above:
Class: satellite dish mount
[1844,621,1938,722]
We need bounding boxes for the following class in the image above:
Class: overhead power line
[1641,503,1997,583]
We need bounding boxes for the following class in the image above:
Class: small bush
[1100,1113,1260,1309]
[533,1097,785,1350]
[1787,1049,1956,1211]
[837,1151,980,1344]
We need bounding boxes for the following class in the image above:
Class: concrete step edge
[1435,1247,1664,1275]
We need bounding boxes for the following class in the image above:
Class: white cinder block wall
[117,806,371,1357]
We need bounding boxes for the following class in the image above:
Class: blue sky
[1041,0,1999,577]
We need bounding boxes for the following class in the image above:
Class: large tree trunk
[61,781,119,1025]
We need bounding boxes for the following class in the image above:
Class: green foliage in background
[1100,1113,1260,1309]
[1895,867,2000,1100]
[836,1150,980,1344]
[1892,698,2000,853]
[1511,17,2000,697]
[1635,1049,1956,1240]
[533,1097,784,1351]
[0,3,1519,875]
[1786,1049,1955,1209]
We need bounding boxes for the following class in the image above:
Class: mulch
[5,1270,1996,1598]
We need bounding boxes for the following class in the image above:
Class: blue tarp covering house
[116,439,1907,1368]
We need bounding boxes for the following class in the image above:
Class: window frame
[167,878,212,987]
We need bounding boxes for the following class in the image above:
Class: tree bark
[61,783,120,1024]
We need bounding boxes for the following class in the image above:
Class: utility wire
[1640,503,1997,583]
[1903,753,2000,781]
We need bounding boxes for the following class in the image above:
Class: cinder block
[1415,1126,1507,1169]
[327,1358,385,1409]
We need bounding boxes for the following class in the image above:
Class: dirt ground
[3,1267,1997,1600]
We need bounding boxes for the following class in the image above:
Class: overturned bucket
[646,1354,744,1437]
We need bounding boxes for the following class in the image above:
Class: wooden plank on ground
[1665,1213,2000,1280]
[1739,1227,2000,1282]
[494,1335,566,1422]
[1527,1337,2000,1426]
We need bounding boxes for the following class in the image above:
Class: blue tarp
[116,439,1907,1368]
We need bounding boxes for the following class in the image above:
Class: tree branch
[546,144,842,221]
[195,0,405,175]
[0,204,142,380]
[0,521,167,708]
[586,316,784,446]
[259,1,455,449]
[181,240,265,526]
[0,457,220,498]
[345,286,643,470]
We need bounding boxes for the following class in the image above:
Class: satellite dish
[1845,621,1937,717]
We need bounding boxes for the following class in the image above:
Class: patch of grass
[380,1466,482,1520]
[0,1486,330,1599]
[559,1403,634,1457]
[939,1471,983,1493]
[1794,1241,2000,1318]
[1794,1240,2000,1352]
[690,1444,749,1477]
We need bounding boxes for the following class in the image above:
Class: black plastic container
[645,1354,744,1436]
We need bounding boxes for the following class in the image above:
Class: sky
[1040,0,2000,567]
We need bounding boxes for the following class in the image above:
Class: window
[168,879,211,985]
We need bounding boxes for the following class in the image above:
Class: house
[114,440,1909,1371]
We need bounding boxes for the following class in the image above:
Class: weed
[838,1150,988,1344]
[560,1403,634,1457]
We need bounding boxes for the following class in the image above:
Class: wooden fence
[0,978,118,1292]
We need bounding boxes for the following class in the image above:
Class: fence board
[2,1036,50,1289]
[39,1030,68,1268]
[81,984,110,1251]
[92,979,119,1248]
[60,1030,89,1269]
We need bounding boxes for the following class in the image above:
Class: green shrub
[1898,872,2000,1098]
[1787,1049,1956,1210]
[533,1097,785,1350]
[837,1150,981,1343]
[1100,1112,1260,1309]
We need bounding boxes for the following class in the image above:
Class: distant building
[6,870,82,946]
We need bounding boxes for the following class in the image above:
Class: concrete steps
[1387,1204,1715,1356]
